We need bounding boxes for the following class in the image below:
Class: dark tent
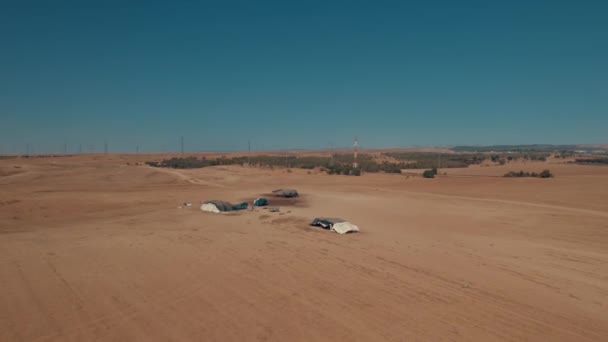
[231,202,249,210]
[310,217,345,229]
[272,189,299,198]
[253,198,269,206]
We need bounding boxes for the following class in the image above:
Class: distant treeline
[146,157,220,169]
[0,154,74,159]
[575,158,608,165]
[452,144,577,153]
[146,151,556,175]
[385,152,549,167]
[384,152,486,168]
[504,170,554,178]
[146,155,402,174]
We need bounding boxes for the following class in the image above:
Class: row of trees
[145,153,560,177]
[146,154,405,174]
[145,157,219,169]
[146,155,332,169]
[451,145,576,153]
[575,158,608,165]
[385,151,551,168]
[384,152,481,168]
[504,170,554,178]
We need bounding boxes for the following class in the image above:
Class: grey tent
[272,189,299,198]
[201,200,249,213]
[311,217,345,229]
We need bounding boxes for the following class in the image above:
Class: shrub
[422,170,435,178]
[539,169,553,178]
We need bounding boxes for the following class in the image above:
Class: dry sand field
[1,154,607,341]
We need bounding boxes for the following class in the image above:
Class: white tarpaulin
[310,217,360,234]
[332,222,360,234]
[201,203,221,213]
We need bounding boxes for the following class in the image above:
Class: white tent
[200,200,236,213]
[201,202,221,213]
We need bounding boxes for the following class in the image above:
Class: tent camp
[310,217,360,234]
[272,189,299,198]
[201,200,248,213]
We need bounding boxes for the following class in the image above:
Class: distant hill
[451,145,579,153]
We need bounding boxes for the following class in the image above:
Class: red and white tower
[353,136,359,169]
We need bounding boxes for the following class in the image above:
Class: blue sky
[1,1,606,153]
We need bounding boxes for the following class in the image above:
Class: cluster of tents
[200,188,298,213]
[199,188,359,234]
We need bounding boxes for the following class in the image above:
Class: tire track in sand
[370,187,608,218]
[142,166,227,188]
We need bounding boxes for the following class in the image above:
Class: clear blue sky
[1,1,606,153]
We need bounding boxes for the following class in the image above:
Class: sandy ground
[1,154,607,341]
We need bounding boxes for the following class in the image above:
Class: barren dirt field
[1,154,607,341]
